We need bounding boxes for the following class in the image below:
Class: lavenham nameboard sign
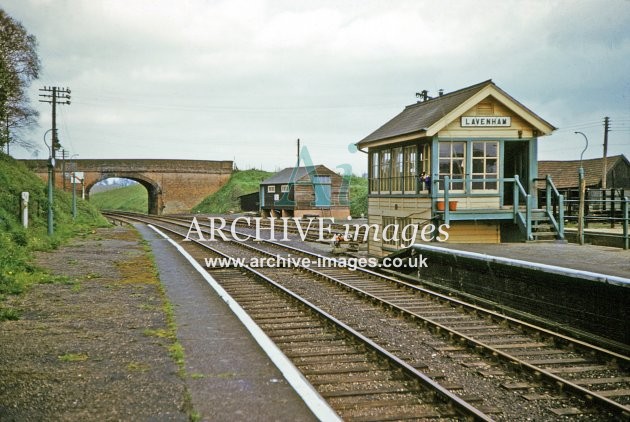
[460,116,511,127]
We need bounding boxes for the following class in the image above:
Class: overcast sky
[4,0,630,175]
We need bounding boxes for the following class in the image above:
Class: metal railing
[534,175,565,240]
[550,188,626,225]
[563,196,629,250]
[434,175,550,241]
[537,186,628,249]
[436,175,534,239]
[512,175,533,240]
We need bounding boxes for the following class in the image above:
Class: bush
[349,175,368,217]
[11,229,28,247]
[0,153,109,310]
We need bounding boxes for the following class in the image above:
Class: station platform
[564,227,629,249]
[399,242,629,350]
[134,224,318,422]
[432,241,629,279]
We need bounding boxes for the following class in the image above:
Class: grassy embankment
[90,169,369,217]
[90,183,148,213]
[0,153,108,320]
[192,169,272,214]
[192,170,369,216]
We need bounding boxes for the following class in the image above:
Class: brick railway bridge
[21,159,233,214]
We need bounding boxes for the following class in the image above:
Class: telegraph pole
[39,86,71,187]
[61,149,69,191]
[39,86,70,236]
[602,116,610,189]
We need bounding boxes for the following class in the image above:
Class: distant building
[538,154,630,190]
[356,79,557,256]
[537,155,630,215]
[259,165,350,219]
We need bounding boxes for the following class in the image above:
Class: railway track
[243,240,630,412]
[182,213,368,246]
[107,212,489,421]
[106,212,630,420]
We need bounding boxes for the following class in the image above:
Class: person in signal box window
[419,172,431,193]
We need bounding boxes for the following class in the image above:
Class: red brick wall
[22,159,233,214]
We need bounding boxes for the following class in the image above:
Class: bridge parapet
[20,159,233,214]
[22,159,233,174]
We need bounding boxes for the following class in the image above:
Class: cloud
[2,0,628,171]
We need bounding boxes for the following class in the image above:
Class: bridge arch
[86,172,163,215]
[20,159,233,214]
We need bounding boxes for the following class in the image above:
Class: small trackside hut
[238,192,260,212]
[259,165,350,219]
[356,80,560,257]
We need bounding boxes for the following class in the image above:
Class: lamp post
[43,129,55,235]
[574,131,589,245]
[70,154,79,220]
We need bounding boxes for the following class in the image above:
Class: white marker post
[21,192,29,228]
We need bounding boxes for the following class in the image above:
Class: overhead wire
[57,106,76,154]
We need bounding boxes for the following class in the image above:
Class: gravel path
[0,226,190,421]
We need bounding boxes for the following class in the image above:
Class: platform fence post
[623,197,628,250]
[444,176,450,225]
[526,194,532,240]
[546,175,552,212]
[513,175,519,220]
[558,194,565,239]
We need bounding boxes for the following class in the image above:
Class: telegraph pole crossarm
[38,86,71,159]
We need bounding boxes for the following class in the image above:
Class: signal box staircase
[436,174,566,243]
[515,175,566,243]
[530,209,564,242]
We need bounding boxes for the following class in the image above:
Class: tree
[0,8,40,153]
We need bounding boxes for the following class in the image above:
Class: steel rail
[106,212,630,416]
[230,225,630,365]
[107,212,630,361]
[107,212,630,362]
[105,212,491,421]
[222,215,363,244]
[214,226,630,416]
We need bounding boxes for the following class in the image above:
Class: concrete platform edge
[410,244,630,287]
[147,224,341,422]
